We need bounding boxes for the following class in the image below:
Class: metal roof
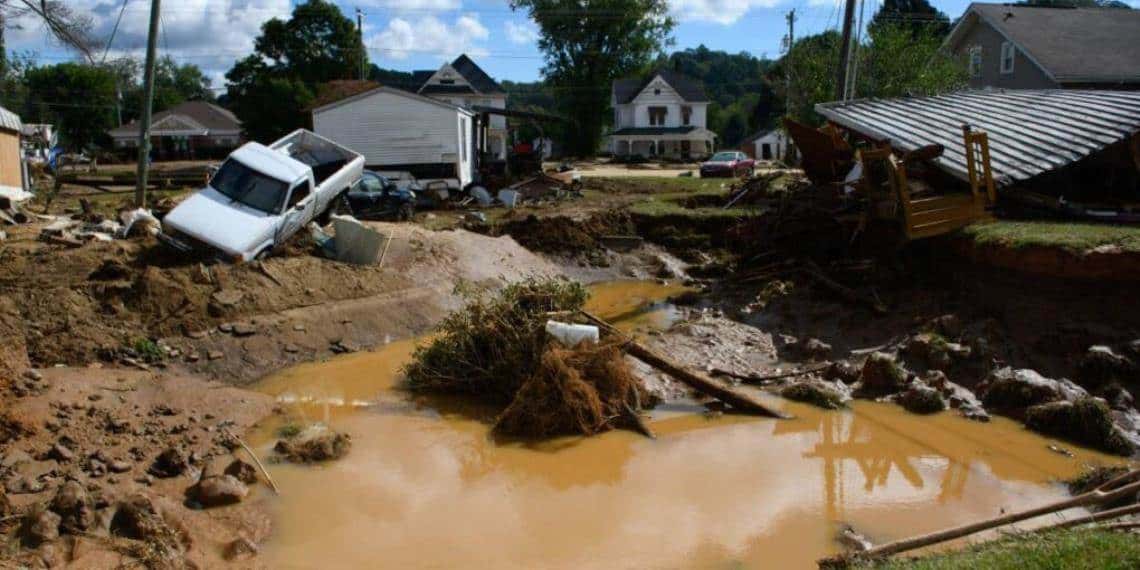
[816,90,1140,186]
[0,104,21,133]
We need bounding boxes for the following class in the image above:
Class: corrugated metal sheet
[0,104,22,133]
[816,90,1140,186]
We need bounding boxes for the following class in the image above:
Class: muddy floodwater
[251,281,1121,569]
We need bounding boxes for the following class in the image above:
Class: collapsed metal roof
[0,104,21,133]
[816,90,1140,186]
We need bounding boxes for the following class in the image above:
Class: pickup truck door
[277,179,315,245]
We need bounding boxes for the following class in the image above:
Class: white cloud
[371,14,489,61]
[668,0,782,25]
[504,20,538,45]
[356,0,462,11]
[9,0,293,86]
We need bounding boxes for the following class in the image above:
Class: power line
[101,0,131,64]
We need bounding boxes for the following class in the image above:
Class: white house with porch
[413,54,508,160]
[608,70,715,160]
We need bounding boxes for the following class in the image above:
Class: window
[440,79,455,85]
[653,88,661,96]
[210,159,289,214]
[682,106,692,126]
[968,46,983,78]
[287,180,311,209]
[648,106,667,126]
[360,173,384,194]
[1000,42,1015,74]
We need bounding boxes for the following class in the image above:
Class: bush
[403,278,652,438]
[1024,398,1133,456]
[403,279,589,403]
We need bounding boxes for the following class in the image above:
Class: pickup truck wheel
[331,194,354,218]
[254,247,273,261]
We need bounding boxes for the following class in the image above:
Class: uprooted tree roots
[402,278,652,438]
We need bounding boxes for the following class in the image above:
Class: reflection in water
[250,281,1123,569]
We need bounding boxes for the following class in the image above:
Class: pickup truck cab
[160,129,364,261]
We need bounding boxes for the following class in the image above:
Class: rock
[856,352,908,397]
[2,449,32,469]
[1024,398,1134,456]
[207,350,224,361]
[23,509,61,545]
[1099,384,1135,411]
[108,460,132,474]
[1078,345,1135,389]
[50,481,95,533]
[930,314,962,337]
[6,475,44,494]
[274,431,351,463]
[110,495,172,542]
[211,290,244,308]
[796,338,832,361]
[22,369,43,382]
[189,475,248,507]
[224,459,258,485]
[897,384,947,415]
[283,344,300,354]
[979,367,1087,410]
[781,381,847,410]
[48,443,74,463]
[224,536,259,561]
[148,448,189,478]
[231,322,257,337]
[824,361,861,385]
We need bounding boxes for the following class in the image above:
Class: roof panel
[0,104,21,133]
[816,89,1140,186]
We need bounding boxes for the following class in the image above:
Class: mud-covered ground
[3,172,1139,567]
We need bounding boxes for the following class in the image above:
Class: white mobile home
[312,86,476,190]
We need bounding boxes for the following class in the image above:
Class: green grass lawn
[863,528,1140,570]
[962,220,1140,253]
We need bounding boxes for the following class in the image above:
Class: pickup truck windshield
[210,159,289,214]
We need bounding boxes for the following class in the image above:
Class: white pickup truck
[159,129,364,261]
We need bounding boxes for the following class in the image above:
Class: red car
[699,151,755,178]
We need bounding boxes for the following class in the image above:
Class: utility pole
[784,9,795,161]
[835,0,857,101]
[356,8,365,81]
[134,0,161,208]
[843,0,866,101]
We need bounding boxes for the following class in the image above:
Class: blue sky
[3,0,1113,87]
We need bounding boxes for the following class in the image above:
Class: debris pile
[403,279,651,438]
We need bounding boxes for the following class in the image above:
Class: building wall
[314,90,463,166]
[955,21,1057,89]
[0,130,22,190]
[614,77,708,129]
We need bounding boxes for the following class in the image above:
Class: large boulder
[897,383,947,415]
[50,481,96,533]
[781,381,848,410]
[274,431,351,463]
[855,352,908,397]
[189,475,248,508]
[1024,398,1134,456]
[979,367,1086,411]
[148,448,189,478]
[1077,345,1135,389]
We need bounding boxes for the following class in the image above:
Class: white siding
[613,76,708,129]
[313,89,474,188]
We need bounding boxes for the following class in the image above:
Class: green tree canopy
[23,62,117,150]
[869,0,951,37]
[510,0,674,156]
[225,0,365,141]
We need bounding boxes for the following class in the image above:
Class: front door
[681,140,691,159]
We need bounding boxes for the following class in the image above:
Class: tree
[774,21,966,126]
[224,0,365,141]
[153,56,213,109]
[23,62,117,150]
[510,0,674,156]
[0,1,97,73]
[869,0,951,37]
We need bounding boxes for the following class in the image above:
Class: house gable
[631,76,683,105]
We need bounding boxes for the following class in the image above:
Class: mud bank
[949,236,1140,282]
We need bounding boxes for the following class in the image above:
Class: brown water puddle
[250,281,1122,569]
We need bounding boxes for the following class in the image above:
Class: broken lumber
[819,469,1140,567]
[712,364,830,385]
[579,310,792,419]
